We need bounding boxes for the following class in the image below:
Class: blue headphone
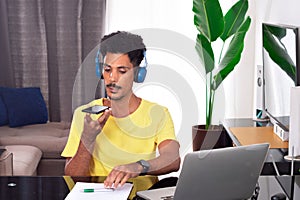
[95,49,102,78]
[95,49,147,83]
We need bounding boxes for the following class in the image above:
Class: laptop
[137,143,269,200]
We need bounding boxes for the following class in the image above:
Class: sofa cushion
[0,96,8,126]
[0,87,48,127]
[5,145,42,176]
[0,122,70,159]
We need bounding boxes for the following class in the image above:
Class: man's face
[102,52,135,101]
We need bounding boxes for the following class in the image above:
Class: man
[61,31,180,196]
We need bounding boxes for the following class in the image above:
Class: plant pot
[192,125,233,151]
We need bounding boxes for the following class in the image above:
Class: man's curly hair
[100,31,146,67]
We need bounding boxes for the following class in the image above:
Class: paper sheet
[64,182,133,200]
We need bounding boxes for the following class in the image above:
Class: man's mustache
[106,83,122,89]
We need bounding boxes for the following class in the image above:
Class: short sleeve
[155,107,177,145]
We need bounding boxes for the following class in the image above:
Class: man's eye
[104,68,111,72]
[119,70,127,74]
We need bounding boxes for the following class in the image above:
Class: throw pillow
[0,96,8,126]
[1,87,48,127]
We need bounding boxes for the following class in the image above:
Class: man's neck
[110,94,141,118]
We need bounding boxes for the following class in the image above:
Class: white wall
[106,0,257,122]
[106,0,196,37]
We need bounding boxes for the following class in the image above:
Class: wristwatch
[136,159,150,176]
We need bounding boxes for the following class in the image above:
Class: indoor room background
[1,0,300,161]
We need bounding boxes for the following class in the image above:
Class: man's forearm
[147,154,180,176]
[64,140,94,176]
[146,140,181,176]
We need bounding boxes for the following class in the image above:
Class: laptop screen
[174,143,269,200]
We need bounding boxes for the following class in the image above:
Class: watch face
[137,160,150,175]
[140,160,150,168]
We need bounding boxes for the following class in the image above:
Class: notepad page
[64,182,133,200]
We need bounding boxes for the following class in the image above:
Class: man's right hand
[82,109,111,146]
[64,109,111,176]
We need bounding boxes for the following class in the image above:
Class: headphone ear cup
[134,67,147,83]
[95,60,101,78]
[95,49,101,78]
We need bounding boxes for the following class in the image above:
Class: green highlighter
[83,188,114,193]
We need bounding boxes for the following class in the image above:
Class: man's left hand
[104,162,142,188]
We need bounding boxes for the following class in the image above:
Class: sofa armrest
[0,149,13,176]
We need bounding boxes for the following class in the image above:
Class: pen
[81,188,115,193]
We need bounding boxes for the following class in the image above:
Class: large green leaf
[193,0,224,41]
[263,24,296,83]
[213,16,251,90]
[195,34,215,74]
[221,0,248,41]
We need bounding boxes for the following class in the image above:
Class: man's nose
[109,70,119,82]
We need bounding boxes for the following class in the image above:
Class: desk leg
[293,176,300,200]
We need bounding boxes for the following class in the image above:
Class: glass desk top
[0,176,108,200]
[0,175,294,200]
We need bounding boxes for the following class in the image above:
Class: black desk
[0,176,294,200]
[0,176,116,200]
[0,176,69,200]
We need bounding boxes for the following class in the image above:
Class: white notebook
[65,182,133,200]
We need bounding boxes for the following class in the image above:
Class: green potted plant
[192,0,251,150]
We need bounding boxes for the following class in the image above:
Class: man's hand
[104,162,142,188]
[103,140,180,188]
[81,109,111,147]
[64,108,111,176]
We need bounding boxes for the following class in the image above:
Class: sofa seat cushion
[0,122,70,159]
[5,145,42,176]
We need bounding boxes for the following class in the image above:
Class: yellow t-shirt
[61,98,177,197]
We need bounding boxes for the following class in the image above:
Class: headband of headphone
[95,49,147,83]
